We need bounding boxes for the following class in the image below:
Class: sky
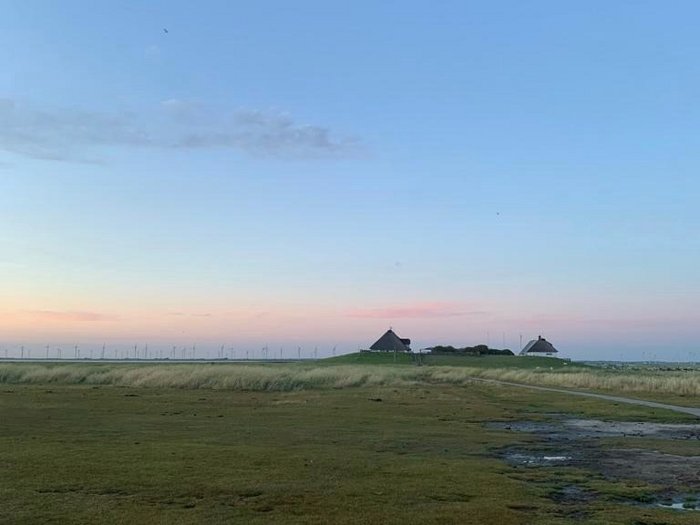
[1,1,699,361]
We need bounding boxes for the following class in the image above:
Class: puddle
[658,502,699,510]
[502,450,575,467]
[655,495,700,511]
[504,445,700,486]
[491,417,700,487]
[492,416,700,516]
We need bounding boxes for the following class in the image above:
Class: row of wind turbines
[0,344,339,361]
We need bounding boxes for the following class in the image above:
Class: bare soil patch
[491,416,700,514]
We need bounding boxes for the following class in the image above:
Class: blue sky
[1,1,699,360]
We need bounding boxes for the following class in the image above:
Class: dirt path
[473,378,700,418]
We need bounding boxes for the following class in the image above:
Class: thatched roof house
[369,329,411,352]
[520,336,558,356]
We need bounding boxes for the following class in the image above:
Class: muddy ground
[488,417,700,512]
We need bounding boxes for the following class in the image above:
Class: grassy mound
[323,351,575,369]
[321,352,414,365]
[423,354,575,369]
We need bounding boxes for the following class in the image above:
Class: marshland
[1,355,698,524]
[1,355,697,400]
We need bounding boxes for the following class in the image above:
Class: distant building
[369,329,411,352]
[520,336,558,357]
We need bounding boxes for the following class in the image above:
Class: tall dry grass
[433,367,700,397]
[0,363,427,391]
[0,363,697,397]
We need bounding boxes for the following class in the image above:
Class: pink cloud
[346,302,487,319]
[24,310,115,322]
[166,312,213,318]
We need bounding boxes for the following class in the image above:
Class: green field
[323,352,575,369]
[0,358,698,524]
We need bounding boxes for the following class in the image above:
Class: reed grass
[0,362,697,397]
[0,363,423,391]
[442,367,700,397]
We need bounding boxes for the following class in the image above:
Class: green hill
[423,354,575,369]
[321,352,414,365]
[323,352,577,369]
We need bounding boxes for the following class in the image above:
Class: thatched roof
[520,336,558,355]
[370,329,411,352]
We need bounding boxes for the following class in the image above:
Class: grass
[321,351,415,365]
[449,367,700,401]
[425,354,576,369]
[0,359,697,404]
[0,362,409,391]
[323,352,574,368]
[325,353,700,403]
[1,379,698,524]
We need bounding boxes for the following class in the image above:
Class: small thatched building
[520,336,558,356]
[369,329,411,352]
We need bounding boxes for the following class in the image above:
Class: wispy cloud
[0,98,362,162]
[172,108,360,159]
[24,310,116,322]
[0,99,150,162]
[167,312,213,318]
[346,302,487,319]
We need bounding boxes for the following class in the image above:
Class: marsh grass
[1,380,697,524]
[457,368,700,397]
[0,363,423,391]
[0,362,697,398]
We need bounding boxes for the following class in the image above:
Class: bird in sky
[163,28,169,34]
